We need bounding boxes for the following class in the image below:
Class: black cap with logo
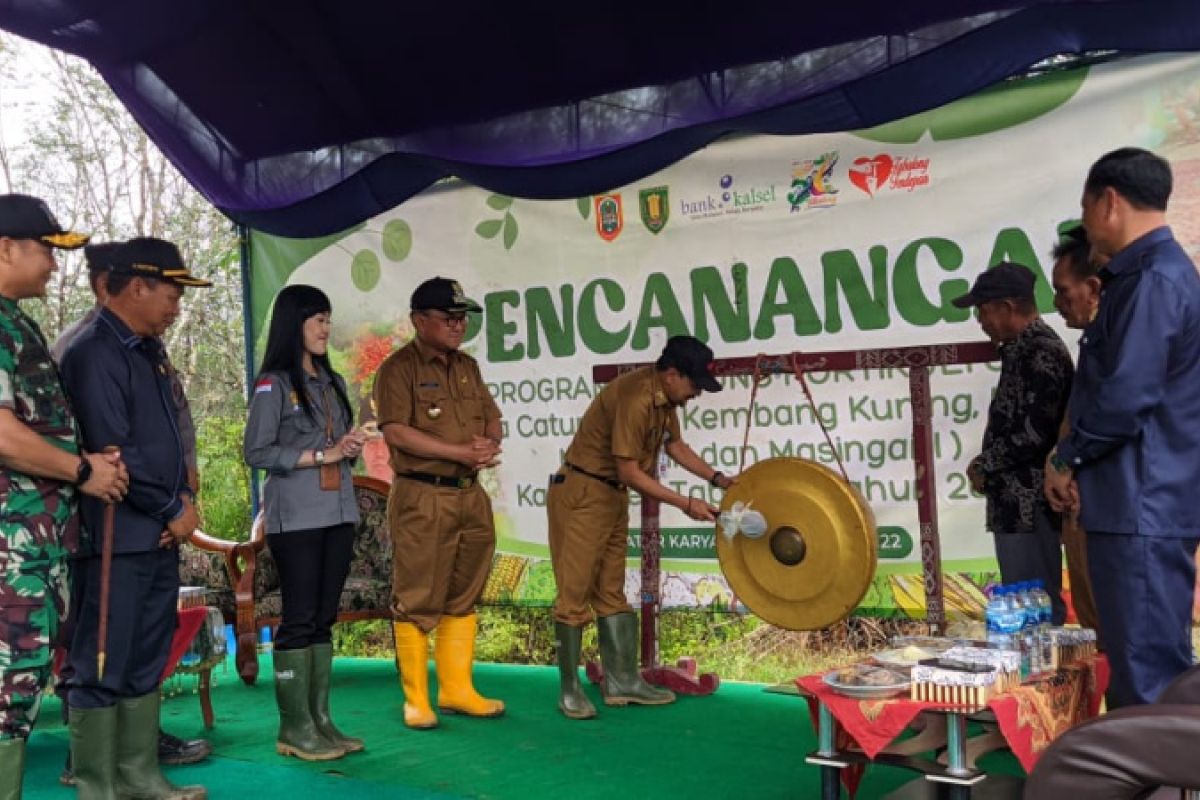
[951,262,1036,308]
[411,276,481,313]
[108,237,212,287]
[0,194,89,249]
[658,335,722,393]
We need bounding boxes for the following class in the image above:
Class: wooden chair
[183,476,394,685]
[138,529,241,728]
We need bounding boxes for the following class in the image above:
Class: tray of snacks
[823,664,910,699]
[911,657,1003,706]
[890,636,959,653]
[1048,627,1098,669]
[871,644,941,673]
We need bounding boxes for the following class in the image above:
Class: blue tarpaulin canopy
[2,0,1199,236]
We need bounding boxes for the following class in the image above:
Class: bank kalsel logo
[849,154,931,197]
[680,174,776,220]
[788,152,839,212]
[721,174,776,214]
[639,186,669,234]
[594,194,624,242]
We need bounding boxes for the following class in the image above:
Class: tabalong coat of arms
[638,186,669,234]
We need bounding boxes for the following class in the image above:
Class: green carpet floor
[23,657,1023,799]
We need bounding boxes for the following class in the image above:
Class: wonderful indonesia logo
[848,154,932,198]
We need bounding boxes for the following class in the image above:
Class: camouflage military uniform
[0,295,79,740]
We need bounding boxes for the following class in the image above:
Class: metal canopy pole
[238,224,260,517]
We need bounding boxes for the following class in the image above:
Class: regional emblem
[594,194,623,242]
[638,186,669,234]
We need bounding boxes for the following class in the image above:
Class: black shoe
[157,729,213,766]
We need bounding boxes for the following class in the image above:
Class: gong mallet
[96,445,120,680]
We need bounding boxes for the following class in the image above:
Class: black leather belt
[563,461,625,491]
[400,471,477,489]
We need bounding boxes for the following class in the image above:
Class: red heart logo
[849,155,894,197]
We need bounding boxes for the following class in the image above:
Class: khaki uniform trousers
[1062,514,1102,643]
[388,478,495,633]
[547,469,633,627]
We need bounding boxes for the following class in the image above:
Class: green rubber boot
[555,622,597,720]
[0,737,27,800]
[309,643,364,752]
[68,705,118,800]
[273,647,345,761]
[115,693,207,799]
[597,612,675,706]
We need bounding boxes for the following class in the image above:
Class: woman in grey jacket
[244,284,367,761]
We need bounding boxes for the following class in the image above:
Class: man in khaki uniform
[548,335,735,719]
[373,277,504,729]
[1049,227,1104,640]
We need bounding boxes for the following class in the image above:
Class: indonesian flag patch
[255,377,274,394]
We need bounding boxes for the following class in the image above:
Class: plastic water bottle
[257,625,273,655]
[1008,584,1033,678]
[998,588,1025,668]
[1016,582,1042,676]
[986,586,1014,651]
[1011,582,1029,675]
[1030,580,1054,670]
[180,641,201,668]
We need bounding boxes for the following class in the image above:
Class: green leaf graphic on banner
[855,67,1089,143]
[576,197,591,219]
[476,219,503,239]
[487,194,514,211]
[247,225,364,348]
[350,249,381,291]
[502,212,518,250]
[381,219,412,262]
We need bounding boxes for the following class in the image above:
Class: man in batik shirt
[956,261,1072,623]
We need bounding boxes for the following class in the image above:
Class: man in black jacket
[54,240,212,784]
[61,238,211,800]
[955,262,1073,624]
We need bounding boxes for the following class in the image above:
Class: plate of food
[890,636,959,653]
[871,645,939,673]
[822,664,910,699]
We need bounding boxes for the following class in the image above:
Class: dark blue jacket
[1058,226,1200,536]
[61,308,189,555]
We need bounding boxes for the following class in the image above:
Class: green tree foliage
[195,416,252,542]
[1,34,251,549]
[0,35,245,422]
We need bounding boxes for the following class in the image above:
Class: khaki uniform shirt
[373,339,501,479]
[564,366,681,481]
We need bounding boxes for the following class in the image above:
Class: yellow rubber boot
[392,622,438,729]
[434,614,505,718]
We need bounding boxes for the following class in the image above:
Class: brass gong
[716,457,877,630]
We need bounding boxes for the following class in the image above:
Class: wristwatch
[709,470,725,488]
[314,449,326,466]
[75,457,92,486]
[1047,449,1071,474]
